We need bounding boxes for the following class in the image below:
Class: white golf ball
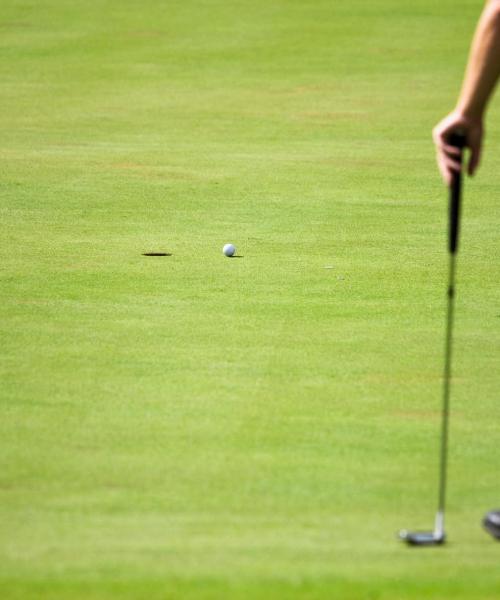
[223,243,236,257]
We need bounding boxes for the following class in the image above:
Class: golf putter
[399,131,466,546]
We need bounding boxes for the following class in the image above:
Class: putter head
[399,529,446,546]
[483,510,500,540]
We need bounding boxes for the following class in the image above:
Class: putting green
[1,1,500,598]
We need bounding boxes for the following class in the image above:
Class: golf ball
[223,243,236,257]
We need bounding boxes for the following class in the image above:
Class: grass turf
[1,0,500,598]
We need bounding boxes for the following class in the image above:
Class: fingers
[432,111,484,184]
[437,154,452,186]
[436,152,460,186]
[433,126,464,184]
[442,152,462,173]
[440,143,462,157]
[434,138,463,185]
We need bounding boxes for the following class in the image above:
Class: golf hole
[142,252,171,257]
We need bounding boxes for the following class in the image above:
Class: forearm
[456,0,500,118]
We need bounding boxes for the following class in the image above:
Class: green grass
[1,0,500,598]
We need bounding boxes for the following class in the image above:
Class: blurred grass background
[1,1,499,598]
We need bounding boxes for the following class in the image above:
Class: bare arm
[433,0,500,184]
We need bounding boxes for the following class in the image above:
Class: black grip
[448,132,466,254]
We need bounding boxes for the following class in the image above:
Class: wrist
[455,101,485,121]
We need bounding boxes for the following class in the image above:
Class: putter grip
[448,132,466,254]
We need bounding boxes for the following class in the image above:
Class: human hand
[432,111,484,185]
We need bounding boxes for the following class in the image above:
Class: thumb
[467,137,482,176]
